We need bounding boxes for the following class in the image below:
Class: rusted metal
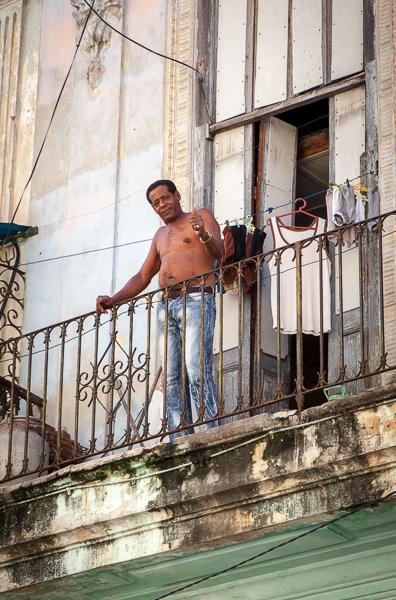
[237,263,243,410]
[295,242,304,415]
[180,283,187,428]
[217,271,224,416]
[275,249,282,399]
[199,280,205,420]
[0,210,395,483]
[255,257,262,403]
[357,224,367,376]
[336,229,346,381]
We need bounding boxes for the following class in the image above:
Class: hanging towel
[268,216,331,336]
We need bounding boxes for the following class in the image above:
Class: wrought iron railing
[0,211,395,483]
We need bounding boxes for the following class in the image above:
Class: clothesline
[2,220,395,365]
[220,169,376,228]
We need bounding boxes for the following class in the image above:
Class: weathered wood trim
[245,0,256,113]
[363,0,375,65]
[298,129,329,159]
[364,58,381,387]
[324,0,332,83]
[243,123,254,406]
[286,0,293,99]
[195,0,217,210]
[210,71,365,135]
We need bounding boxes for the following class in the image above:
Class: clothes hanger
[268,198,317,231]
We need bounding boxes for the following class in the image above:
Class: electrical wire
[154,490,396,599]
[1,218,395,364]
[17,170,375,268]
[0,400,393,513]
[10,1,95,225]
[15,90,379,238]
[82,0,213,124]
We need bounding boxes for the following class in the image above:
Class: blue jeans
[157,293,218,439]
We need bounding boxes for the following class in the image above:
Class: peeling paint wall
[0,390,395,593]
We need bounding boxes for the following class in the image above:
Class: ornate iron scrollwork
[0,242,25,416]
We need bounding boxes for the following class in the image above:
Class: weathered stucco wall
[0,388,395,594]
[7,0,168,443]
[22,0,166,331]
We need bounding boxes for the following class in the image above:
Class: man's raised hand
[189,207,205,236]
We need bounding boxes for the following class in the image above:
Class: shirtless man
[96,179,223,438]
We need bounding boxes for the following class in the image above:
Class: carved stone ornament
[70,0,122,90]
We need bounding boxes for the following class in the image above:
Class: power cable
[10,1,95,225]
[1,219,395,363]
[17,169,375,267]
[21,90,380,236]
[154,490,396,599]
[82,0,213,124]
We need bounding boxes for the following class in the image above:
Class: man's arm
[96,235,161,314]
[189,208,223,260]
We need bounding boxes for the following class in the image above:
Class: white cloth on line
[268,216,331,336]
[332,183,356,226]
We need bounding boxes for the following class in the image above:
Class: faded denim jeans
[157,292,218,439]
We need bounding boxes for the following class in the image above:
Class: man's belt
[163,286,215,300]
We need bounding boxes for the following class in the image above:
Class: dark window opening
[276,100,330,410]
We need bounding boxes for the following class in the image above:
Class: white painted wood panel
[292,0,323,95]
[254,0,288,108]
[334,86,365,312]
[261,117,297,357]
[213,127,245,352]
[331,0,363,81]
[216,0,247,121]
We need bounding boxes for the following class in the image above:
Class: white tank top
[268,216,331,335]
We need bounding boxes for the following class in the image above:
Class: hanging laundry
[331,183,356,226]
[243,227,266,293]
[220,224,266,294]
[268,216,331,336]
[221,225,237,287]
[221,224,246,293]
[326,180,379,245]
[326,188,359,247]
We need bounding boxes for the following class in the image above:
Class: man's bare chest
[158,224,198,256]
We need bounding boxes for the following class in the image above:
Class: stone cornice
[0,389,396,592]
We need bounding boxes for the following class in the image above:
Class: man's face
[149,185,182,223]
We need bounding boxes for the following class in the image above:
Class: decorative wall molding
[163,0,196,209]
[377,0,396,381]
[70,0,122,90]
[0,0,23,222]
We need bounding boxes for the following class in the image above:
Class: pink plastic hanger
[268,198,317,230]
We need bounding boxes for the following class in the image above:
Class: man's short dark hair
[146,179,177,202]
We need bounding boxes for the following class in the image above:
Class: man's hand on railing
[96,295,113,314]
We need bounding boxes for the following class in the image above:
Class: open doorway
[281,100,329,409]
[253,99,330,410]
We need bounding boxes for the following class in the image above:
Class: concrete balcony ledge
[1,385,396,595]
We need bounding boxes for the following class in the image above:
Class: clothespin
[352,183,368,193]
[267,207,273,214]
[246,215,255,234]
[346,179,350,188]
[225,219,229,228]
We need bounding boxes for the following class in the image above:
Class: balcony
[0,211,395,485]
